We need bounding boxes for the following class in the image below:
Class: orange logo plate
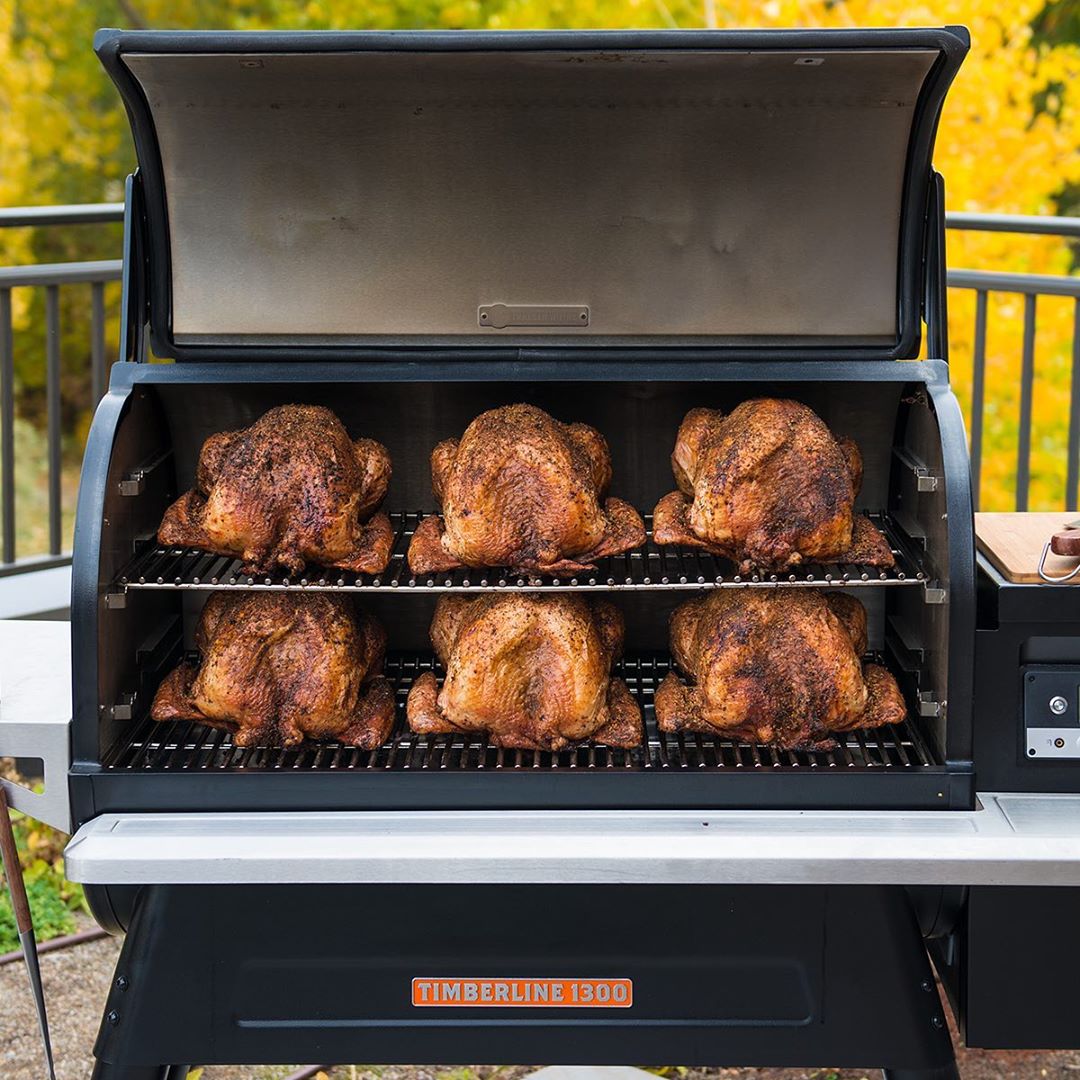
[411,978,633,1008]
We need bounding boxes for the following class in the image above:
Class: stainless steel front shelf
[64,794,1080,887]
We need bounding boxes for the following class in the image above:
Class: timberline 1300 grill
[4,23,1080,1080]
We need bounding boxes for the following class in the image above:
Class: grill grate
[114,512,926,594]
[102,653,939,773]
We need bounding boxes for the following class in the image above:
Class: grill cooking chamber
[70,363,975,823]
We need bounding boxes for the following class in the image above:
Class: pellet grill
[3,23,1080,1080]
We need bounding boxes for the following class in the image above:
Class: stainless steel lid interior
[96,28,968,357]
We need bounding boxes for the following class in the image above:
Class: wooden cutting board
[975,512,1080,584]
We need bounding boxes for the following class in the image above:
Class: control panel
[1024,665,1080,760]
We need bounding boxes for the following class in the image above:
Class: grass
[0,762,86,954]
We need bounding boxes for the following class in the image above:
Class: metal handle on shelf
[1037,540,1080,584]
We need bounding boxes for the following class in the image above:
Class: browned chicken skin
[151,592,395,749]
[406,593,642,750]
[407,404,645,576]
[655,589,906,749]
[652,399,895,573]
[158,404,393,576]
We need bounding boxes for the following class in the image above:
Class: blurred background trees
[0,0,1077,542]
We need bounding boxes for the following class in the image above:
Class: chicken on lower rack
[158,404,393,576]
[407,592,643,750]
[407,403,645,576]
[655,588,906,750]
[653,399,896,573]
[151,592,395,749]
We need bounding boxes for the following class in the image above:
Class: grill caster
[882,1068,960,1080]
[90,1067,189,1080]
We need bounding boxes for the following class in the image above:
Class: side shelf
[0,620,72,831]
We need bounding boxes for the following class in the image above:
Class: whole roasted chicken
[158,404,393,575]
[406,593,642,750]
[655,589,905,749]
[151,592,395,749]
[407,404,645,575]
[652,399,895,573]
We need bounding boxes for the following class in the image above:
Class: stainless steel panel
[0,621,72,832]
[62,794,1080,886]
[122,48,936,344]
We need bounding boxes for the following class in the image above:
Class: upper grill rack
[102,653,939,773]
[114,512,926,594]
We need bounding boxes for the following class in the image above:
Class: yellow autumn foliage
[0,0,1078,512]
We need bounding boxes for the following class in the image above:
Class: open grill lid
[96,27,968,361]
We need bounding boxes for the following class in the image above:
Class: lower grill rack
[113,511,927,593]
[102,653,940,774]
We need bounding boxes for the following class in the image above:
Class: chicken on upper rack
[151,592,395,749]
[158,404,393,575]
[407,403,645,576]
[406,593,642,750]
[652,399,896,573]
[655,588,906,750]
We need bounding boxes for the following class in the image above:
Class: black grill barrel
[70,358,977,818]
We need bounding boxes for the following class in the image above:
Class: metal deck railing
[0,203,1077,587]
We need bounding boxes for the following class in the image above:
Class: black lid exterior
[96,27,968,361]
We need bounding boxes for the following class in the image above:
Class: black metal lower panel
[932,886,1080,1050]
[92,884,956,1074]
[70,762,974,827]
